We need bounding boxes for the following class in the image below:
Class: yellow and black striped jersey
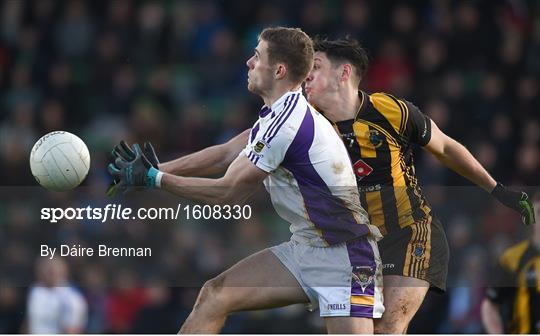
[332,91,432,235]
[486,240,540,334]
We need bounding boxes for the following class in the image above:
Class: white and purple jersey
[243,88,381,246]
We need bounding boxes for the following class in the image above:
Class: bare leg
[179,248,309,334]
[325,316,374,334]
[374,275,429,334]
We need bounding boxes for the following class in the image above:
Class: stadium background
[0,0,539,333]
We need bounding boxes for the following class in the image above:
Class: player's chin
[306,91,317,104]
[247,82,257,93]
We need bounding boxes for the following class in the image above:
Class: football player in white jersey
[109,27,383,334]
[27,258,87,334]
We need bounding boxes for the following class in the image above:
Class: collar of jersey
[260,88,302,118]
[354,90,367,120]
[333,91,367,127]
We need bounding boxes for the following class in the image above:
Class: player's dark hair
[313,36,369,82]
[259,27,314,85]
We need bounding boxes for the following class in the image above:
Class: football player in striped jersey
[304,36,534,334]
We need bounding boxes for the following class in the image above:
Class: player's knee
[194,276,228,314]
[375,311,410,334]
[374,320,404,334]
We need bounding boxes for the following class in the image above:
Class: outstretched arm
[423,120,496,192]
[160,154,268,205]
[159,129,250,177]
[423,119,534,225]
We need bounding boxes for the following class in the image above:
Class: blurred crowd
[0,0,539,333]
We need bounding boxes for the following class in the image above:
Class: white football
[29,131,90,191]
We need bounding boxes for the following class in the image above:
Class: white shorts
[270,236,384,318]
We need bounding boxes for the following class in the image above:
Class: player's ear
[341,64,353,83]
[275,63,287,80]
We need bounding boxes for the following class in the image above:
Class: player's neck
[262,83,300,108]
[324,86,360,123]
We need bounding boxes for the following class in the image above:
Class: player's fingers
[144,142,160,165]
[111,146,125,161]
[140,152,152,168]
[114,157,129,169]
[117,141,136,161]
[520,199,535,225]
[519,194,533,221]
[143,141,152,152]
[113,145,130,161]
[107,163,121,178]
[120,140,136,156]
[132,143,143,155]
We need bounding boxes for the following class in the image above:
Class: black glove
[107,144,162,194]
[491,183,535,226]
[112,140,160,168]
[107,141,160,196]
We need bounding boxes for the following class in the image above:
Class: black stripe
[525,262,539,333]
[381,185,400,234]
[518,243,536,270]
[424,216,433,276]
[418,220,428,277]
[399,100,408,135]
[527,285,539,333]
[355,91,369,121]
[401,160,425,222]
[371,124,400,234]
[420,217,432,276]
[523,251,540,333]
[359,191,369,214]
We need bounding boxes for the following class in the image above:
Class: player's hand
[112,140,135,162]
[107,144,162,193]
[108,141,160,196]
[491,183,536,226]
[112,140,160,168]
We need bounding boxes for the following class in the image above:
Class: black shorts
[378,216,449,292]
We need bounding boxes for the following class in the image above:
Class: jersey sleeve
[242,121,296,173]
[402,100,432,146]
[369,93,431,146]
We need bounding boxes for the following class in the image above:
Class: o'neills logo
[32,131,66,154]
[327,304,347,310]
